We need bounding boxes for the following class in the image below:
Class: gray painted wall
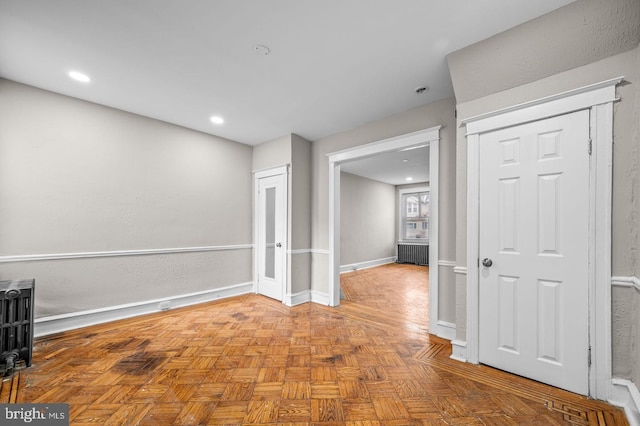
[447,0,640,384]
[340,172,396,267]
[447,0,640,103]
[290,134,312,294]
[0,79,253,317]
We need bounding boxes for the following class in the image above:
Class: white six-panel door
[478,109,590,395]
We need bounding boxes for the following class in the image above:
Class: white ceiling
[0,0,574,147]
[341,146,429,186]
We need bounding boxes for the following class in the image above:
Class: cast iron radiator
[397,244,429,266]
[0,279,35,378]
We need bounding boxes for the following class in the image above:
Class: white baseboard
[435,320,456,341]
[284,290,311,307]
[310,290,331,306]
[611,378,640,426]
[340,256,396,274]
[34,282,254,337]
[450,339,468,362]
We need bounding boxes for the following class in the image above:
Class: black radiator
[397,244,429,266]
[0,279,35,377]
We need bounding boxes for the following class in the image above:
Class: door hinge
[588,346,592,367]
[588,138,592,155]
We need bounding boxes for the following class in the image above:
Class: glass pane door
[264,187,276,279]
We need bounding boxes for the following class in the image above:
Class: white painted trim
[328,126,441,164]
[612,276,640,292]
[340,257,396,273]
[436,320,456,340]
[284,290,311,307]
[310,290,331,306]
[328,163,341,306]
[0,244,253,263]
[462,77,623,134]
[429,137,440,332]
[450,340,468,362]
[311,249,330,255]
[453,266,468,275]
[610,379,640,426]
[288,249,312,255]
[34,281,254,337]
[438,260,456,268]
[466,131,480,365]
[253,164,290,178]
[463,78,620,399]
[327,126,441,324]
[589,100,614,400]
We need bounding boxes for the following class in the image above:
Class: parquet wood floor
[1,263,627,424]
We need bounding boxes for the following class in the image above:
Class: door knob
[482,258,493,267]
[276,242,282,248]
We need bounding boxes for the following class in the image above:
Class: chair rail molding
[0,244,253,263]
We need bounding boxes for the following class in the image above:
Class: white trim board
[35,281,253,337]
[463,78,620,401]
[327,126,441,338]
[611,379,640,426]
[284,290,311,307]
[340,257,396,274]
[0,244,254,263]
[436,320,456,341]
[612,276,640,292]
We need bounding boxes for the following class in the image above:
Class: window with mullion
[401,191,429,242]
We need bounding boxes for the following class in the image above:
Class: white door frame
[462,77,622,400]
[327,126,441,333]
[253,165,289,301]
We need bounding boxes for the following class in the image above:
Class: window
[399,189,429,241]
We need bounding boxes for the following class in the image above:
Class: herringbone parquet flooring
[1,263,628,424]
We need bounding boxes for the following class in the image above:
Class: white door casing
[327,126,441,335]
[463,77,622,400]
[478,110,590,395]
[254,166,288,302]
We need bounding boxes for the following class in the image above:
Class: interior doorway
[327,126,441,334]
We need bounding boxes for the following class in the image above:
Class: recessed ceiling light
[68,71,91,83]
[210,116,224,125]
[402,159,409,163]
[406,177,413,182]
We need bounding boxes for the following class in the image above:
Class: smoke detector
[254,45,271,56]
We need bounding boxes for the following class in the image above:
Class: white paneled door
[478,110,590,395]
[257,173,286,301]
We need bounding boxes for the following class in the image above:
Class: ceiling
[341,146,429,186]
[0,0,574,147]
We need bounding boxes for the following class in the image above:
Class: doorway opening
[328,126,441,333]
